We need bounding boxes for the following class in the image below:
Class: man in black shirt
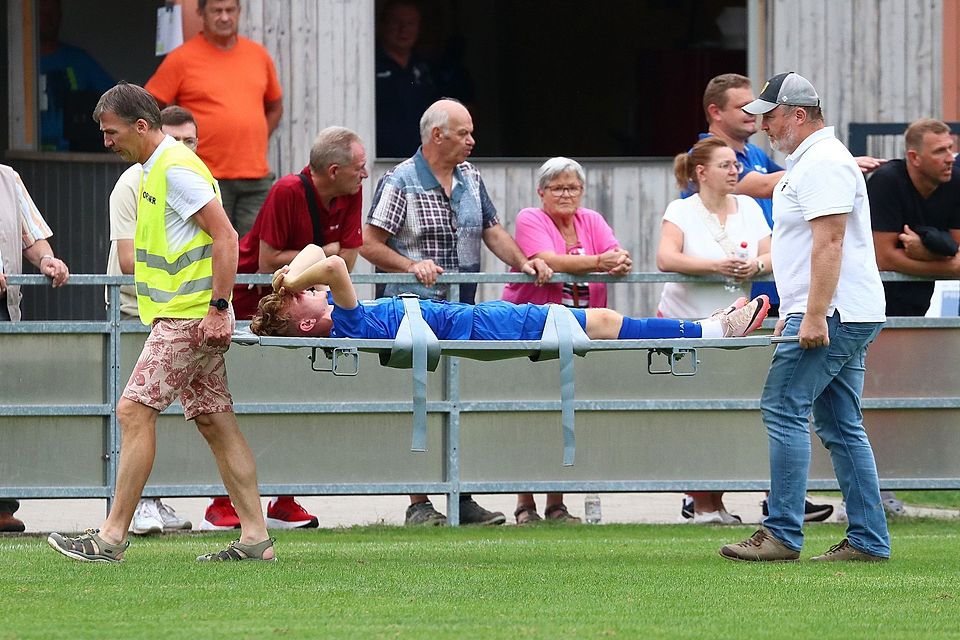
[869,118,960,316]
[375,1,439,158]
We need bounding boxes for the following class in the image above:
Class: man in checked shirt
[361,98,552,527]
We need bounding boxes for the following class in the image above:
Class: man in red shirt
[145,0,283,235]
[202,127,366,531]
[233,126,367,319]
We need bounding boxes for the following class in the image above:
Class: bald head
[419,99,475,167]
[419,99,469,144]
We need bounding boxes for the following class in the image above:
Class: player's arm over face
[276,244,358,310]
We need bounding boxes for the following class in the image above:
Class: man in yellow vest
[48,82,274,562]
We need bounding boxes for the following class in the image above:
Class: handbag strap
[296,172,324,246]
[694,194,737,255]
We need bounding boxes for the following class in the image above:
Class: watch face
[211,298,229,310]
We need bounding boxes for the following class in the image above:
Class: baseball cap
[742,72,820,115]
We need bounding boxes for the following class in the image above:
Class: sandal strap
[513,505,537,518]
[199,537,275,561]
[544,504,571,518]
[232,538,275,559]
[68,529,129,557]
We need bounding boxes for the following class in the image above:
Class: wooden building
[3,0,956,318]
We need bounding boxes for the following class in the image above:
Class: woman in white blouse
[657,136,772,525]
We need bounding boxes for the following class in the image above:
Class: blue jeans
[761,312,890,557]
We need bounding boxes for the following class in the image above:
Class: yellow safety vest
[134,142,221,323]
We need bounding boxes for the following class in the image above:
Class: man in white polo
[719,72,890,562]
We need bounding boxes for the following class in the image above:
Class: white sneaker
[720,295,770,337]
[131,499,164,535]
[155,500,192,531]
[836,501,848,523]
[718,509,743,524]
[692,510,724,524]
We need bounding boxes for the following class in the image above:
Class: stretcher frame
[233,296,796,467]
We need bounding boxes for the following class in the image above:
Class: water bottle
[724,241,750,293]
[584,493,602,524]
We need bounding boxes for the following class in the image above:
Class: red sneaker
[199,497,241,530]
[266,496,319,529]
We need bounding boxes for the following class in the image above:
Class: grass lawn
[892,491,960,510]
[3,520,959,640]
[810,490,960,510]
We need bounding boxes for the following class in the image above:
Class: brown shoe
[544,503,582,523]
[0,512,25,533]
[719,527,800,562]
[810,539,888,562]
[514,505,542,525]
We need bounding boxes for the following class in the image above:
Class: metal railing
[2,272,959,524]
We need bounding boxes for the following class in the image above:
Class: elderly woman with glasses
[503,156,632,525]
[657,136,772,525]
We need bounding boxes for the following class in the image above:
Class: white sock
[699,319,723,338]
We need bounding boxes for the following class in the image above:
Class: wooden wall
[762,0,942,151]
[240,0,376,189]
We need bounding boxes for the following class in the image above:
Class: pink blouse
[502,207,621,307]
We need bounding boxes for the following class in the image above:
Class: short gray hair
[780,102,824,122]
[309,126,362,172]
[537,157,586,191]
[419,98,463,144]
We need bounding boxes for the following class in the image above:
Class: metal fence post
[105,283,121,516]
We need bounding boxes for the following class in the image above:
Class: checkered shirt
[368,148,498,301]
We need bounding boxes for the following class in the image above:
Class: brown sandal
[514,505,542,525]
[544,504,582,524]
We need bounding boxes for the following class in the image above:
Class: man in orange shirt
[145,0,283,236]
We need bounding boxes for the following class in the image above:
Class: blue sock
[617,317,702,339]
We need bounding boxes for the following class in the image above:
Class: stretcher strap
[393,295,438,452]
[554,308,576,466]
[533,304,588,465]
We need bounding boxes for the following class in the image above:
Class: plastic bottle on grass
[584,493,602,524]
[724,241,750,293]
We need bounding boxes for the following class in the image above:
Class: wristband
[756,259,765,275]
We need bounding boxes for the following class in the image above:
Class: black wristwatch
[210,298,229,311]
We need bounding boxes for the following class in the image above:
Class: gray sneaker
[719,527,800,562]
[881,491,905,516]
[459,498,506,526]
[155,499,192,531]
[810,539,888,562]
[405,501,447,526]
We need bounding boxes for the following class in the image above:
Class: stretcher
[234,296,795,465]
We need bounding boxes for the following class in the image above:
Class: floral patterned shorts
[122,317,233,420]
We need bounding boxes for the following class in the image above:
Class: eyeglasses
[545,185,583,196]
[173,136,198,149]
[712,161,744,172]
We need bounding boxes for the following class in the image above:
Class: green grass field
[3,520,959,640]
[811,490,960,510]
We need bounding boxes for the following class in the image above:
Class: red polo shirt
[232,166,362,319]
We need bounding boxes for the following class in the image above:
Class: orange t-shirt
[145,34,282,179]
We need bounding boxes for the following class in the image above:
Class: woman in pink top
[503,157,632,524]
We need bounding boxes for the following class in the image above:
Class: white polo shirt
[771,126,885,321]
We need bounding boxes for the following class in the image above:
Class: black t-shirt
[375,49,439,158]
[868,159,960,315]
